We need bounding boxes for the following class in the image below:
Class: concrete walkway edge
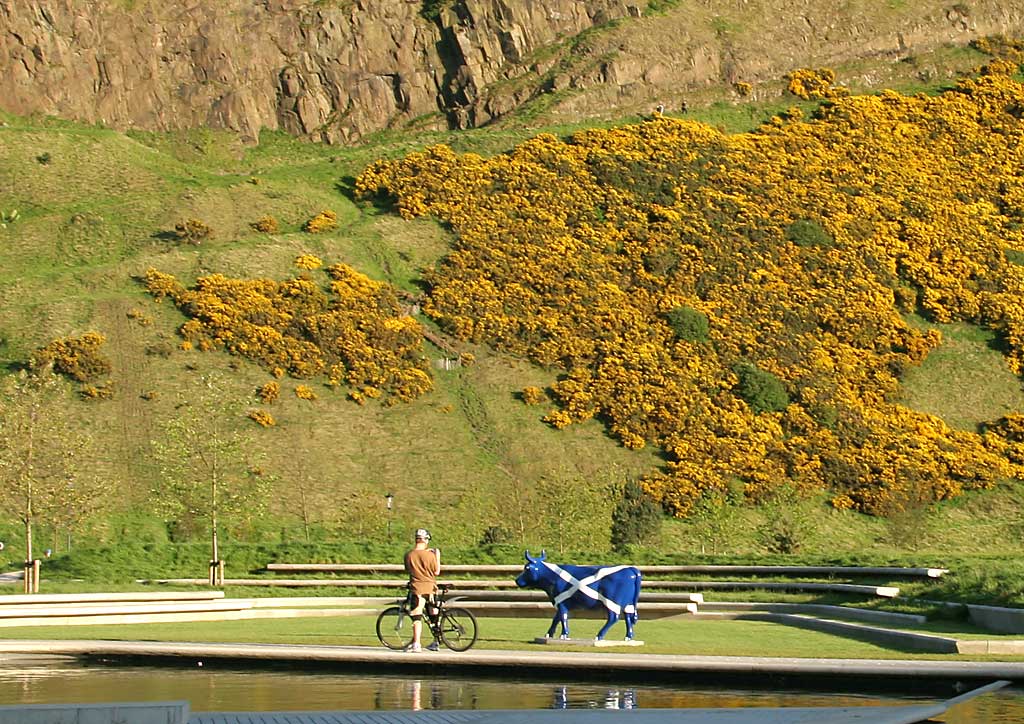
[3,640,1024,681]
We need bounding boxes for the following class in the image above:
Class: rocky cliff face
[0,0,634,142]
[1,0,1023,144]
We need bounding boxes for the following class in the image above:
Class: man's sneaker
[426,641,440,651]
[406,643,422,652]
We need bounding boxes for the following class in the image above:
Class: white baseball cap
[415,528,431,541]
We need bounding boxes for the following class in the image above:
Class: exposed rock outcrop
[1,0,1022,144]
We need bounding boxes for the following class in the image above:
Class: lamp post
[385,492,394,541]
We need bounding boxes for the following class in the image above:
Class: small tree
[610,479,662,551]
[281,423,337,543]
[756,485,817,554]
[664,306,710,343]
[690,484,744,555]
[785,218,834,248]
[151,372,271,584]
[0,369,105,592]
[732,362,790,414]
[535,467,617,554]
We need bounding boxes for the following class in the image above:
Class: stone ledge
[698,602,926,626]
[967,604,1024,634]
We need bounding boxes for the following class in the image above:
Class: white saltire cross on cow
[515,550,642,640]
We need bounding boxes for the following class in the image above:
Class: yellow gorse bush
[294,254,323,270]
[143,264,432,405]
[251,215,280,233]
[356,70,1024,516]
[248,409,276,427]
[303,210,338,233]
[785,67,849,100]
[257,381,280,404]
[31,331,112,384]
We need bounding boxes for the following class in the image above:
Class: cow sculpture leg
[547,606,571,639]
[596,610,620,640]
[624,610,638,640]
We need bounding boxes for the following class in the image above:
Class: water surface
[0,656,1021,723]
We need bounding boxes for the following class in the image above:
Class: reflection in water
[553,686,636,709]
[0,657,1022,722]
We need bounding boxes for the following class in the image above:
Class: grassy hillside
[0,113,668,556]
[2,54,1024,576]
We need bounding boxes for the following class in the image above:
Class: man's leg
[425,594,439,650]
[408,593,426,651]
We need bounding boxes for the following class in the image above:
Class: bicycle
[376,583,478,652]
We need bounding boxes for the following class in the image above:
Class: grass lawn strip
[1,615,1023,662]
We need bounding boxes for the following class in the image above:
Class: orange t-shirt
[405,548,438,596]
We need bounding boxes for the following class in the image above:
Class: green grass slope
[0,113,662,556]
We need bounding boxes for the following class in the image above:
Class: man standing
[404,528,441,652]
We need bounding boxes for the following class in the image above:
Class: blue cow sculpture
[515,550,642,640]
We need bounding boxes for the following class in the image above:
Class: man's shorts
[407,591,435,616]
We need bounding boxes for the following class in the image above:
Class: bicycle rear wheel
[376,606,414,650]
[438,606,478,651]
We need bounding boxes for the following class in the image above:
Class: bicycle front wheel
[438,606,478,651]
[376,606,414,650]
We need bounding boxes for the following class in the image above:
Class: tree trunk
[210,469,220,586]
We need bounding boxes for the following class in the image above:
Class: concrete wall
[0,701,188,724]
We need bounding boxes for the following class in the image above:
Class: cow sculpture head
[515,549,547,588]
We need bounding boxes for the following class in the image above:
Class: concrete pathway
[2,640,1024,682]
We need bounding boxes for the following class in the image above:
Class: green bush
[610,480,662,551]
[785,218,833,248]
[664,306,710,342]
[420,0,453,19]
[732,362,790,413]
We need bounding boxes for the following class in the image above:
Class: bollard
[22,560,40,594]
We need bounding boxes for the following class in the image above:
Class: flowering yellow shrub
[521,386,546,405]
[733,81,752,97]
[251,215,279,233]
[294,254,323,270]
[303,210,338,233]
[248,409,276,427]
[80,381,114,400]
[143,263,432,405]
[295,384,317,401]
[31,332,112,383]
[785,68,849,100]
[356,70,1024,515]
[257,381,280,404]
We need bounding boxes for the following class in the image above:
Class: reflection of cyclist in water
[404,528,441,652]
